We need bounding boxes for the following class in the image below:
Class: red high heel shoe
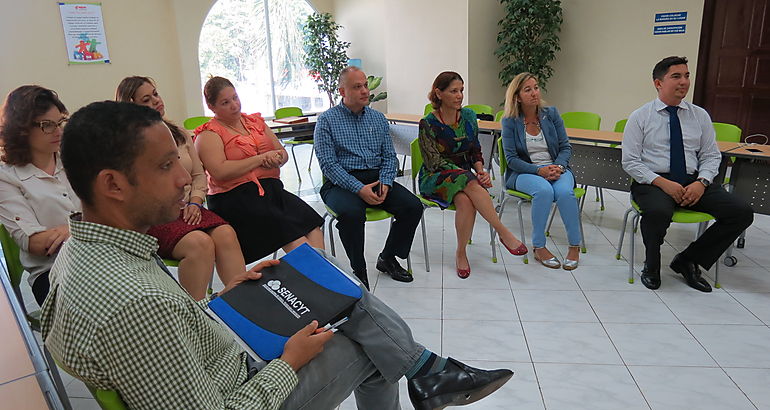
[457,266,471,279]
[501,237,528,256]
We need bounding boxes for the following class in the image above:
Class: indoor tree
[495,0,563,90]
[302,12,350,106]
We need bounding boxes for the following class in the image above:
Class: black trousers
[320,170,423,273]
[631,174,753,271]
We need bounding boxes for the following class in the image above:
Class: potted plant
[495,0,563,90]
[368,75,387,103]
[302,13,350,107]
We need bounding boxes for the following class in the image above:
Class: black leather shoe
[670,254,712,292]
[376,255,413,283]
[353,269,370,291]
[407,357,513,410]
[640,264,661,290]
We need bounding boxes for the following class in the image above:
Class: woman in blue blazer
[501,72,582,270]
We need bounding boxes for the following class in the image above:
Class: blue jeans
[513,170,582,248]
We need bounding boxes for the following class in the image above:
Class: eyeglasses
[35,118,68,134]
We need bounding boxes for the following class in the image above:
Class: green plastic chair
[410,138,497,268]
[182,116,211,130]
[561,111,601,130]
[562,111,605,208]
[88,386,128,410]
[424,103,434,116]
[323,206,414,274]
[276,106,314,182]
[615,200,722,287]
[495,111,504,122]
[0,224,42,330]
[614,119,628,133]
[496,139,587,264]
[713,122,742,183]
[464,104,494,115]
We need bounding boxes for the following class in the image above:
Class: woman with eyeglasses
[0,85,80,305]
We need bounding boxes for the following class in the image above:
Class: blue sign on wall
[655,11,688,22]
[654,24,686,35]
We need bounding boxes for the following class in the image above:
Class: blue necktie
[665,105,686,184]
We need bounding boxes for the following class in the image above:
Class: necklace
[220,118,245,135]
[437,109,460,127]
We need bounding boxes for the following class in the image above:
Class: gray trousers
[279,255,425,409]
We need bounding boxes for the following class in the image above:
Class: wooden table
[265,116,317,140]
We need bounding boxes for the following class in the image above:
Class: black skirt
[207,179,324,263]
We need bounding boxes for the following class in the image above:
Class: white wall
[468,0,507,112]
[546,0,705,130]
[0,0,187,122]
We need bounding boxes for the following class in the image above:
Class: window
[199,0,327,116]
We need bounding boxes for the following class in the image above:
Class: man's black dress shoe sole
[670,255,712,293]
[376,257,414,283]
[640,274,661,290]
[411,372,513,410]
[408,357,513,410]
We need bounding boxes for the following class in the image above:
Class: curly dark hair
[0,85,68,165]
[61,101,162,205]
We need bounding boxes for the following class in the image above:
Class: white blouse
[0,155,81,284]
[525,129,552,166]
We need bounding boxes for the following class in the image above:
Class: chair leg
[489,222,497,263]
[420,210,430,272]
[307,144,315,171]
[616,207,633,259]
[516,200,529,264]
[599,188,605,211]
[545,204,557,237]
[290,145,301,182]
[44,347,73,410]
[327,216,336,257]
[628,213,639,283]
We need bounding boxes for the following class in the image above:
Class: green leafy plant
[495,0,563,90]
[302,13,350,107]
[367,75,387,103]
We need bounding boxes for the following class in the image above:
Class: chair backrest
[88,386,128,410]
[410,138,423,181]
[423,103,433,116]
[614,119,628,133]
[274,106,303,119]
[0,225,24,288]
[497,137,508,175]
[561,111,601,130]
[713,122,742,142]
[464,104,494,115]
[494,110,504,122]
[183,116,212,131]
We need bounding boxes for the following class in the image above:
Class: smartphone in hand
[372,182,381,195]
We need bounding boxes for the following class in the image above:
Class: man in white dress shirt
[621,56,753,292]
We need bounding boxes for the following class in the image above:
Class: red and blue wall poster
[58,2,110,64]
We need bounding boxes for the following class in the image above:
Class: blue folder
[208,244,362,360]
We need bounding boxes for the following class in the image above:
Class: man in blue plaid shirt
[314,66,423,289]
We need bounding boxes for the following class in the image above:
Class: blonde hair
[503,72,546,119]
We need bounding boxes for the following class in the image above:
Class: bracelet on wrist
[186,202,203,209]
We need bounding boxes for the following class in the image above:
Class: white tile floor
[9,144,770,409]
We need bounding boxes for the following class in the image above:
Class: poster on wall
[58,2,110,64]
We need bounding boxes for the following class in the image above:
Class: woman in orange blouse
[116,76,249,299]
[194,77,324,262]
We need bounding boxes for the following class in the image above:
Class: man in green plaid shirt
[41,101,511,409]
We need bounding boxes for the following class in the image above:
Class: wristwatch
[697,177,711,187]
[556,164,566,173]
